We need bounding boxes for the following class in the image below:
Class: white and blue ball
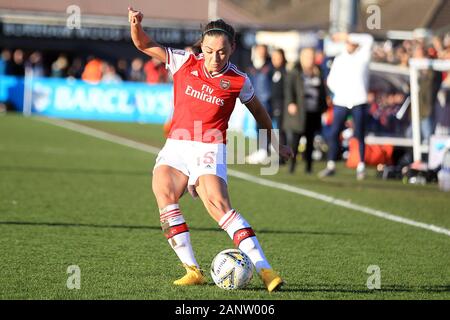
[210,249,253,290]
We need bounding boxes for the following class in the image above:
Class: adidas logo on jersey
[190,70,199,77]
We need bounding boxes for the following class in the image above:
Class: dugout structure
[367,59,450,164]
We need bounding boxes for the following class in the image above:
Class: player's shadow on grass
[0,221,353,236]
[0,165,150,177]
[310,177,437,193]
[269,283,450,294]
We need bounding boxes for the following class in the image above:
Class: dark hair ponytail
[192,19,236,53]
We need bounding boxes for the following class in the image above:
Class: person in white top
[319,32,374,180]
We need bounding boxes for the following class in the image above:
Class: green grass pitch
[0,114,449,299]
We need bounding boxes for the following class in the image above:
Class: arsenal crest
[220,79,231,90]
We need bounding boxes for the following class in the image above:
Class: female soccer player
[129,7,293,292]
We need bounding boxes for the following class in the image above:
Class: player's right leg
[194,175,283,292]
[351,104,368,180]
[152,165,205,285]
[319,105,348,177]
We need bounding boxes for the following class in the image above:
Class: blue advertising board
[0,75,257,137]
[0,76,25,111]
[1,76,174,123]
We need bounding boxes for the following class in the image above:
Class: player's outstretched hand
[128,7,143,24]
[279,144,294,161]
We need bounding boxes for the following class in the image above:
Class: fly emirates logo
[185,84,225,107]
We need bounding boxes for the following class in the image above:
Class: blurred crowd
[244,33,450,173]
[369,32,450,140]
[1,32,450,173]
[0,49,170,84]
[372,32,450,65]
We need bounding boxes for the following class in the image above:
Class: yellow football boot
[259,268,284,293]
[173,264,207,286]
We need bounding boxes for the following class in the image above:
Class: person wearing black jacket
[284,47,328,174]
[270,48,287,158]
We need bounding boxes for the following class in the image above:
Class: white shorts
[153,139,227,186]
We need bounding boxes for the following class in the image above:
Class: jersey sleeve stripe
[165,47,171,69]
[241,93,256,104]
[229,65,247,78]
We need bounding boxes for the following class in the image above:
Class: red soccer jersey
[165,48,255,144]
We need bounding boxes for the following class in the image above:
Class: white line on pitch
[36,117,450,238]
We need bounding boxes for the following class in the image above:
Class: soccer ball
[210,249,253,290]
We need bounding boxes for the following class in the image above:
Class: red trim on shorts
[233,228,255,247]
[165,223,189,239]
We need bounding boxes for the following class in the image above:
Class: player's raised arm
[128,7,166,63]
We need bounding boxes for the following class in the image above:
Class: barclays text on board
[0,75,257,137]
[1,76,173,123]
[31,79,174,123]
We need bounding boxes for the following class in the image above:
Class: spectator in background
[101,62,122,83]
[368,91,407,136]
[284,47,328,174]
[67,57,84,79]
[406,45,442,142]
[402,40,414,54]
[129,57,146,82]
[51,54,69,78]
[319,32,373,180]
[435,60,450,136]
[246,44,273,164]
[144,57,168,83]
[444,34,450,56]
[116,59,128,81]
[396,46,410,67]
[82,56,103,83]
[314,49,328,76]
[25,51,45,78]
[10,49,25,76]
[0,49,12,75]
[0,49,12,113]
[270,48,287,153]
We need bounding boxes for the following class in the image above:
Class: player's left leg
[287,131,302,174]
[304,111,321,174]
[351,104,368,180]
[195,175,284,292]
